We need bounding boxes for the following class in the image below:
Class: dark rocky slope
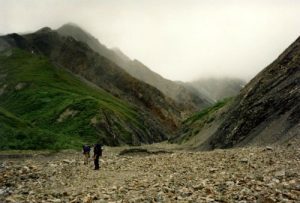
[57,23,211,113]
[209,37,300,149]
[175,36,300,149]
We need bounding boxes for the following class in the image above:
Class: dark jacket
[94,144,102,156]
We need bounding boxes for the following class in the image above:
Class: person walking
[93,143,102,170]
[82,144,91,165]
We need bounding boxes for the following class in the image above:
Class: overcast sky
[1,0,300,82]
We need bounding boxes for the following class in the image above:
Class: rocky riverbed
[0,143,299,203]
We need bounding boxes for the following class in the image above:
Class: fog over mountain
[188,78,246,102]
[1,0,300,81]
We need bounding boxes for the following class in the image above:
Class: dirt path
[0,143,299,202]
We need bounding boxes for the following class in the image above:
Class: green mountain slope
[7,28,180,132]
[0,106,81,150]
[0,49,166,149]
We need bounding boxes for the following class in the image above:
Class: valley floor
[0,142,299,203]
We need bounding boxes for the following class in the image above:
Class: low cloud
[1,0,300,82]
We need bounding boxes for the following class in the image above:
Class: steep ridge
[1,28,182,131]
[57,23,211,112]
[117,58,211,113]
[0,48,170,148]
[188,78,246,102]
[176,36,300,149]
[0,37,179,149]
[209,37,300,149]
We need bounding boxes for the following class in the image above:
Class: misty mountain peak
[56,23,110,54]
[60,22,81,28]
[111,47,131,61]
[36,27,52,33]
[57,23,93,39]
[55,22,212,111]
[58,23,88,35]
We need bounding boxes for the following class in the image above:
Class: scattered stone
[192,184,204,190]
[266,146,273,151]
[49,163,58,167]
[22,166,30,172]
[275,170,286,178]
[257,196,276,203]
[240,158,248,163]
[83,194,93,203]
[119,148,172,156]
[0,188,8,195]
[62,159,73,164]
[5,196,16,203]
[209,168,218,172]
[50,198,61,203]
[1,144,299,202]
[225,181,235,187]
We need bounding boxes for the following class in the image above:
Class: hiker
[82,144,91,165]
[93,143,102,170]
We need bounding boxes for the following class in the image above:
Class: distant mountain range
[188,77,246,102]
[57,23,212,113]
[57,23,245,111]
[173,36,300,149]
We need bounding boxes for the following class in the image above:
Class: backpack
[83,145,91,153]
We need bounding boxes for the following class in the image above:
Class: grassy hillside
[0,107,82,150]
[0,49,161,150]
[17,29,180,132]
[171,98,233,144]
[183,98,232,126]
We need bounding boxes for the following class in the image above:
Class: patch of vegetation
[173,97,233,144]
[183,97,233,125]
[0,107,81,150]
[0,49,149,150]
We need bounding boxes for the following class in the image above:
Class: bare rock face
[57,108,78,123]
[207,36,300,149]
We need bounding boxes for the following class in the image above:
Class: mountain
[57,23,211,113]
[173,36,300,149]
[0,28,183,149]
[188,78,246,102]
[32,28,181,126]
[170,98,233,146]
[111,47,131,62]
[0,47,174,149]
